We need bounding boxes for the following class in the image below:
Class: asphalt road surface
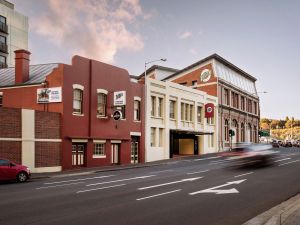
[1,148,300,225]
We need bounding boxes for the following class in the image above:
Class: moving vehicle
[220,143,277,168]
[271,140,280,148]
[0,158,31,182]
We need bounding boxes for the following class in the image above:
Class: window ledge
[73,113,84,117]
[93,155,106,159]
[97,115,108,119]
[134,120,141,123]
[169,118,176,121]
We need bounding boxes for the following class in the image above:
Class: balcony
[0,43,8,53]
[0,22,8,34]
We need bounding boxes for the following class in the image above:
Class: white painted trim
[130,132,141,136]
[0,138,22,141]
[97,89,108,94]
[0,84,44,90]
[93,140,106,143]
[111,140,122,144]
[197,82,218,87]
[0,138,61,142]
[0,92,2,95]
[134,96,141,101]
[72,139,88,143]
[35,139,62,142]
[32,166,62,173]
[72,113,84,116]
[73,84,84,90]
[92,155,106,159]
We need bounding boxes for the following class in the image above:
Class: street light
[144,58,167,162]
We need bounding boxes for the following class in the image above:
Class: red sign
[205,103,214,118]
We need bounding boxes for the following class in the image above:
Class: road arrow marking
[138,177,202,190]
[189,179,246,195]
[86,175,156,186]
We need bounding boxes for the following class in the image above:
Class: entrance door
[72,144,85,166]
[131,136,139,164]
[111,144,120,164]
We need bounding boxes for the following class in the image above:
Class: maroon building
[0,50,145,171]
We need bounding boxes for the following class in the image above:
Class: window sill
[134,120,141,123]
[73,113,84,117]
[97,115,108,119]
[169,118,176,121]
[93,155,106,159]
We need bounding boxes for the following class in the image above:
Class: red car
[0,158,31,182]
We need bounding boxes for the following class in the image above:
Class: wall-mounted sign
[37,87,62,103]
[205,103,214,118]
[114,91,126,106]
[200,69,212,82]
[113,110,122,121]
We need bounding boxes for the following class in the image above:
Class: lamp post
[144,58,167,162]
[246,91,267,143]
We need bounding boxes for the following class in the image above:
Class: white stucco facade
[145,78,218,162]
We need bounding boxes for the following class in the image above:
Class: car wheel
[17,172,28,182]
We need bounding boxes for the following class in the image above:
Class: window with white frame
[181,102,185,121]
[0,92,3,107]
[73,88,83,114]
[97,93,107,117]
[150,127,155,147]
[93,143,106,157]
[169,100,175,119]
[134,100,140,121]
[189,105,193,122]
[158,97,163,117]
[159,128,163,147]
[151,96,156,117]
[206,116,215,125]
[197,106,202,123]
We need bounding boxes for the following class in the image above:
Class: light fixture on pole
[144,58,167,162]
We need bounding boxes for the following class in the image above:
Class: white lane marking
[234,172,254,178]
[187,170,209,175]
[189,179,246,195]
[44,175,115,185]
[281,153,296,157]
[274,158,291,163]
[138,177,202,190]
[209,160,228,164]
[86,175,156,187]
[36,182,84,190]
[194,156,221,161]
[136,189,181,201]
[77,184,126,194]
[150,170,173,174]
[279,159,300,167]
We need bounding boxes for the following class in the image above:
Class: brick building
[0,50,144,171]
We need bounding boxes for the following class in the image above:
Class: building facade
[0,0,28,68]
[145,78,218,161]
[0,50,144,171]
[163,54,260,151]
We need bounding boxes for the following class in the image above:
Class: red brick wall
[0,141,21,164]
[0,107,21,138]
[35,111,61,139]
[35,142,61,167]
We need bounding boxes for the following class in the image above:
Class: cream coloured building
[145,78,218,162]
[0,0,28,68]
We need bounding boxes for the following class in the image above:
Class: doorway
[72,143,86,166]
[131,136,139,164]
[111,143,120,164]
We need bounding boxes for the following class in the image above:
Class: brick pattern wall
[0,107,21,138]
[0,141,21,164]
[35,111,61,139]
[35,142,61,167]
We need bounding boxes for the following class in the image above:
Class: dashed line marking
[36,182,84,189]
[136,189,181,201]
[234,172,254,178]
[77,184,126,194]
[279,159,300,167]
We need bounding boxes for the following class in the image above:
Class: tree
[270,120,280,129]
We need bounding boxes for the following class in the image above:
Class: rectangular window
[97,93,107,117]
[0,16,6,24]
[0,93,2,107]
[159,128,163,147]
[116,106,126,119]
[181,102,185,121]
[192,80,197,86]
[248,99,252,113]
[0,55,6,68]
[224,88,229,105]
[73,89,83,114]
[169,100,175,119]
[134,100,140,121]
[151,96,156,117]
[185,104,189,121]
[158,97,163,117]
[254,102,257,115]
[207,116,215,125]
[190,105,193,122]
[197,106,202,123]
[151,128,155,147]
[241,96,245,111]
[93,143,105,157]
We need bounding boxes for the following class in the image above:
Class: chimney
[15,49,31,84]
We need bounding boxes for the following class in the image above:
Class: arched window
[224,119,229,141]
[241,123,245,142]
[232,119,239,142]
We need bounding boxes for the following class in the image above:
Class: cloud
[179,31,192,39]
[31,0,145,63]
[189,48,198,55]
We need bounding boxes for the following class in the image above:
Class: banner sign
[205,103,214,118]
[114,91,126,106]
[37,87,62,103]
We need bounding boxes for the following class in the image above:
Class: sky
[10,0,300,120]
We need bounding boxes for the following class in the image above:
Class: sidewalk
[243,193,300,225]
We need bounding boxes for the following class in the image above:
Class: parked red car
[0,158,31,182]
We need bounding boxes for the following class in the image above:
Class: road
[1,148,300,225]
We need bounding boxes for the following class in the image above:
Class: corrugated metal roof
[0,63,59,87]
